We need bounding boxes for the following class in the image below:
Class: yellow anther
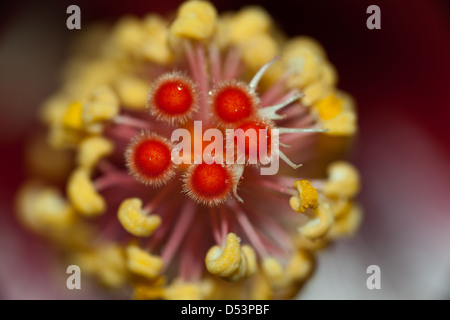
[228,6,272,44]
[323,162,360,198]
[33,188,77,229]
[67,167,106,216]
[62,101,83,130]
[242,245,258,277]
[293,232,329,251]
[205,233,241,278]
[115,76,149,110]
[126,244,163,279]
[134,276,166,300]
[284,36,327,59]
[53,222,94,249]
[25,134,73,183]
[260,252,314,295]
[300,81,333,107]
[163,278,213,300]
[71,250,98,275]
[69,23,109,56]
[96,244,129,288]
[82,86,119,133]
[328,204,363,239]
[71,244,129,288]
[17,184,94,248]
[110,16,145,53]
[141,15,173,64]
[285,45,322,88]
[170,0,217,41]
[316,93,343,121]
[240,34,279,71]
[285,250,314,282]
[77,136,114,169]
[206,275,248,299]
[322,109,357,136]
[225,244,257,282]
[290,180,319,213]
[250,273,273,300]
[47,124,83,149]
[261,256,285,288]
[16,182,75,232]
[330,198,353,218]
[64,59,121,100]
[212,13,233,48]
[319,61,338,87]
[117,198,161,237]
[317,93,357,136]
[134,285,165,300]
[40,94,70,126]
[299,203,334,239]
[259,60,286,89]
[289,197,301,213]
[223,250,247,282]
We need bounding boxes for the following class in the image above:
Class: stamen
[126,244,163,279]
[298,203,334,239]
[219,205,229,243]
[94,172,136,191]
[208,207,222,245]
[118,198,161,237]
[114,115,152,129]
[183,41,199,83]
[179,212,204,281]
[143,183,175,213]
[97,159,119,174]
[161,202,196,268]
[230,201,268,257]
[67,167,106,217]
[222,47,242,80]
[232,164,244,202]
[205,232,241,278]
[209,43,222,84]
[279,151,303,170]
[77,136,114,169]
[289,180,319,214]
[258,178,296,196]
[147,200,182,252]
[260,72,291,107]
[195,44,210,114]
[247,208,293,254]
[249,56,279,92]
[259,92,304,120]
[278,127,328,134]
[104,124,140,142]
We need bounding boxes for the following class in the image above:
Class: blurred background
[1,0,449,299]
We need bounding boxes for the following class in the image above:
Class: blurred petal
[302,114,450,299]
